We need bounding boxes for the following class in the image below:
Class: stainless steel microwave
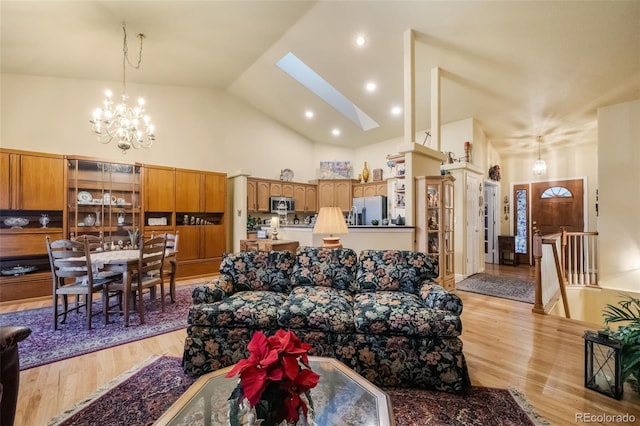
[270,197,295,213]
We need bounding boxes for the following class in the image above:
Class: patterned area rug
[0,284,200,370]
[455,273,535,303]
[48,356,549,426]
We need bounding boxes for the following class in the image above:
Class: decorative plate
[1,265,37,276]
[3,217,29,228]
[280,168,294,181]
[78,191,93,203]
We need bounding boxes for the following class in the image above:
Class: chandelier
[532,136,547,176]
[90,24,155,154]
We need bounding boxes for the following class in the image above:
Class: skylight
[276,52,379,131]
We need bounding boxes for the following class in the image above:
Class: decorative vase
[39,214,50,228]
[362,162,370,182]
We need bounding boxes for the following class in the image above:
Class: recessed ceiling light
[365,82,377,92]
[391,106,402,116]
[305,110,314,119]
[332,128,341,136]
[355,35,366,47]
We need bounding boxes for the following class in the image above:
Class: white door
[466,174,480,275]
[484,183,498,263]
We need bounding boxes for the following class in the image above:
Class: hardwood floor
[5,270,640,425]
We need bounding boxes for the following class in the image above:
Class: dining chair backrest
[139,236,167,278]
[46,236,93,283]
[150,231,179,253]
[71,233,104,252]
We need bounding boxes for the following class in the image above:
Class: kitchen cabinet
[247,178,270,212]
[315,179,356,212]
[293,184,317,213]
[386,153,406,223]
[270,182,294,198]
[415,175,455,290]
[353,181,387,198]
[0,150,65,301]
[67,157,142,248]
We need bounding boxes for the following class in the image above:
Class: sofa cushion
[352,291,461,338]
[220,250,293,293]
[188,291,286,328]
[356,250,437,294]
[278,286,355,333]
[292,247,358,292]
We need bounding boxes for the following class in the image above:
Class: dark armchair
[1,325,32,426]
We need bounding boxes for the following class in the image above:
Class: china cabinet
[67,157,141,248]
[0,149,66,301]
[415,175,455,290]
[143,165,175,232]
[175,168,227,275]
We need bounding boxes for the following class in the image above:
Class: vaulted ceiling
[2,1,639,155]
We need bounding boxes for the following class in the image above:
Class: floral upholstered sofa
[182,247,471,393]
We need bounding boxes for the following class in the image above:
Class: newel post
[532,231,545,314]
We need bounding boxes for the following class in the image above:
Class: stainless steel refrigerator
[352,196,387,225]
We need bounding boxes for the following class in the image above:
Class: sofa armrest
[192,276,235,304]
[0,326,32,352]
[419,281,463,315]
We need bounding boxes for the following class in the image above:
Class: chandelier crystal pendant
[533,136,547,176]
[90,24,155,154]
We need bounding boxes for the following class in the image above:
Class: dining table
[89,249,141,327]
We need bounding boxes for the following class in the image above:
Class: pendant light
[533,136,547,176]
[89,24,156,154]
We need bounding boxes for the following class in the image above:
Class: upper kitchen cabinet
[0,149,65,211]
[315,179,356,212]
[247,178,270,212]
[293,184,317,213]
[353,181,387,198]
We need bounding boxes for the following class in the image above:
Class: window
[541,186,572,198]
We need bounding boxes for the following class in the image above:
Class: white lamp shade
[533,159,547,176]
[271,216,280,229]
[313,207,348,235]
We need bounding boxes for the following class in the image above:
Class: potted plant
[603,295,640,396]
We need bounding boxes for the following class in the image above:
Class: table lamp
[271,216,280,240]
[313,206,349,248]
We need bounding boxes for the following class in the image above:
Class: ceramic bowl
[4,217,29,228]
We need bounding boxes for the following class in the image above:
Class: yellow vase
[362,162,370,182]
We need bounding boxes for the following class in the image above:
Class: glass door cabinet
[67,158,141,249]
[415,175,455,290]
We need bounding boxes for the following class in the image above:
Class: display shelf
[416,175,455,290]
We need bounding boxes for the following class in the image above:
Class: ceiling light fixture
[332,128,341,136]
[391,106,402,116]
[355,35,366,47]
[305,110,314,119]
[533,136,547,176]
[90,23,156,154]
[365,82,377,92]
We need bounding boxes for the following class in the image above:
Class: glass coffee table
[154,356,395,425]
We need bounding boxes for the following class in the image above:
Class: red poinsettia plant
[227,329,320,426]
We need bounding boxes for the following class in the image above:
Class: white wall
[598,99,640,292]
[0,74,320,180]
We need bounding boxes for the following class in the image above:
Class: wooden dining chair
[105,236,167,325]
[46,236,115,330]
[151,231,179,303]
